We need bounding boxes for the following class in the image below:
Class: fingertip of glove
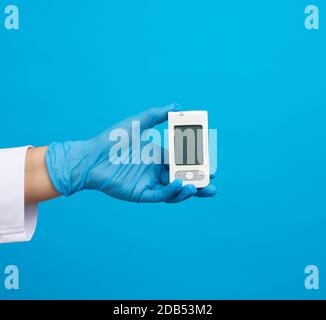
[185,184,197,194]
[173,178,183,189]
[206,184,217,194]
[165,102,181,113]
[197,184,217,197]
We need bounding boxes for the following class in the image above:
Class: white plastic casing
[168,111,210,188]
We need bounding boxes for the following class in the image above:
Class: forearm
[25,146,61,204]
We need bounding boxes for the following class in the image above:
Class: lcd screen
[174,125,203,165]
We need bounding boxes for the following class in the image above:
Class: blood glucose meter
[168,111,210,188]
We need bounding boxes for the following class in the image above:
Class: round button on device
[185,171,194,180]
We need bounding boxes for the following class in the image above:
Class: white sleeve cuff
[0,146,38,244]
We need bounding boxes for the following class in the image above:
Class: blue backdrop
[0,0,325,299]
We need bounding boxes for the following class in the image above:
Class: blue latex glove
[46,103,216,203]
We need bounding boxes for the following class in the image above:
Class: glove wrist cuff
[45,140,90,196]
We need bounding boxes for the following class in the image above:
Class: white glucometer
[168,111,210,188]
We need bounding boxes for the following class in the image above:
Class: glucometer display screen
[174,125,203,165]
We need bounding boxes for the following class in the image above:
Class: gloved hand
[45,103,216,203]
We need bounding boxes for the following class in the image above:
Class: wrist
[25,146,60,204]
[45,140,94,196]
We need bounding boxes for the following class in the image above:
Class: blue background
[0,0,325,299]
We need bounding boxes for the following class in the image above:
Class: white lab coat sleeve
[0,146,38,244]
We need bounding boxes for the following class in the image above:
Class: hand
[45,104,217,203]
